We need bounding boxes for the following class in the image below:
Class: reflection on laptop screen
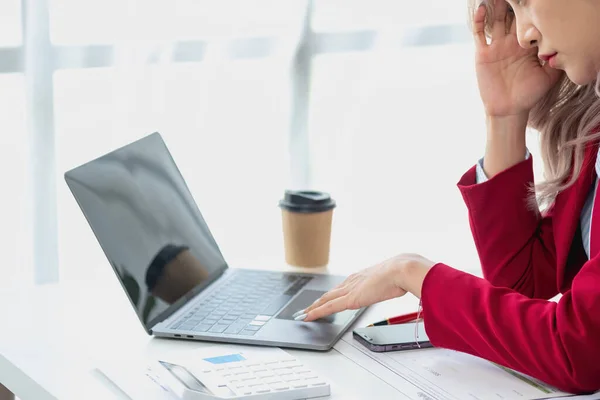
[65,133,228,330]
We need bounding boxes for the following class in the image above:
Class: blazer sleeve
[458,156,558,300]
[474,149,531,184]
[421,262,600,394]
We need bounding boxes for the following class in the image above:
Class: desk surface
[0,266,419,400]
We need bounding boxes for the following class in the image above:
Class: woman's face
[506,0,600,85]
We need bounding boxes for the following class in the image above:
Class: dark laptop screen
[65,133,228,332]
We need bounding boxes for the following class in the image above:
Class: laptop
[64,132,364,351]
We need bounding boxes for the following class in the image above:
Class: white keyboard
[156,346,331,400]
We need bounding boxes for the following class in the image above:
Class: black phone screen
[353,322,432,352]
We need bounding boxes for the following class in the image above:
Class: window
[0,0,21,47]
[54,61,292,280]
[0,2,27,289]
[10,0,486,285]
[305,1,487,274]
[308,44,486,273]
[0,74,31,287]
[313,0,468,32]
[49,0,306,44]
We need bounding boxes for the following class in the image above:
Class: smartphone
[353,322,433,352]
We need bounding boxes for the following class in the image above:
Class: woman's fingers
[473,2,488,48]
[491,0,508,40]
[294,285,350,319]
[302,296,353,322]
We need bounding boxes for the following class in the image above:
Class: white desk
[0,265,419,400]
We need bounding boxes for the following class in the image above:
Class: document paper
[334,330,573,400]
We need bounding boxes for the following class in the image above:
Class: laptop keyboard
[169,271,312,336]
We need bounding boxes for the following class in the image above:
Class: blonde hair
[468,0,600,207]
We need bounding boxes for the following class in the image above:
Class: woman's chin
[565,67,597,86]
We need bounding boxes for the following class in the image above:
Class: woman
[294,0,600,394]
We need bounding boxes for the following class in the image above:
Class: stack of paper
[334,329,585,400]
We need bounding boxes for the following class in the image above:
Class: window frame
[2,0,469,283]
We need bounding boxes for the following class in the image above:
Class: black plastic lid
[279,190,336,213]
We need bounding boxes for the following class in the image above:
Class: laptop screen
[65,133,229,332]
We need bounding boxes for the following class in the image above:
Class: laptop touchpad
[276,289,352,325]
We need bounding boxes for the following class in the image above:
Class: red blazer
[422,143,600,394]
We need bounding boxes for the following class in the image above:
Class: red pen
[367,311,423,327]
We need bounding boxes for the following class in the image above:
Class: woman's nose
[517,24,541,49]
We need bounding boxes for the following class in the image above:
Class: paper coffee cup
[279,191,336,267]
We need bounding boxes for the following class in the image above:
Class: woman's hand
[474,0,562,118]
[294,254,436,322]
